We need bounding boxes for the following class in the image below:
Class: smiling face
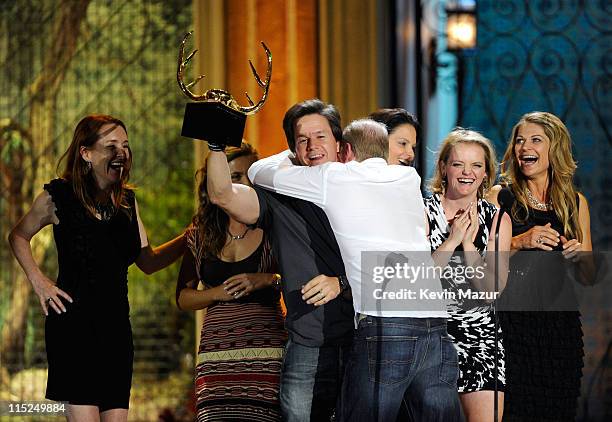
[514,122,551,180]
[388,123,417,166]
[80,124,130,191]
[229,154,257,186]
[441,142,487,200]
[293,114,340,166]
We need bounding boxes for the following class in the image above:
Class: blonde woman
[424,128,511,421]
[488,111,592,421]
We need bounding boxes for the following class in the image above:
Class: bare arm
[431,204,471,268]
[175,250,231,310]
[175,249,278,310]
[562,193,595,285]
[430,204,511,300]
[474,211,512,296]
[207,150,260,225]
[485,185,502,207]
[489,185,562,252]
[8,190,72,315]
[134,198,186,274]
[576,192,593,252]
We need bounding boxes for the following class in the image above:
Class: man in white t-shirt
[249,119,462,421]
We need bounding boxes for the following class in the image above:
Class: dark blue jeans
[339,316,463,422]
[280,338,350,422]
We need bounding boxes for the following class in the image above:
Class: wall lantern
[446,1,477,51]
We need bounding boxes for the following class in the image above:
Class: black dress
[44,179,141,410]
[192,238,287,421]
[500,205,583,421]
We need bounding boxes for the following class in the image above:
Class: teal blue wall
[460,1,611,250]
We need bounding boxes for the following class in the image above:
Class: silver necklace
[526,188,551,211]
[95,202,115,221]
[229,227,250,240]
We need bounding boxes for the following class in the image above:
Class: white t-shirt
[249,150,448,318]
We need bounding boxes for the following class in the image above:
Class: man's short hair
[343,119,389,162]
[283,99,343,152]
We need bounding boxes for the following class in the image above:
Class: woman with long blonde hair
[425,128,511,421]
[488,111,592,421]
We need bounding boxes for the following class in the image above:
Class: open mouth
[108,158,126,176]
[519,154,538,165]
[398,159,411,166]
[308,153,324,162]
[457,178,475,185]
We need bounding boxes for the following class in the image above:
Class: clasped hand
[447,202,478,248]
[218,273,271,301]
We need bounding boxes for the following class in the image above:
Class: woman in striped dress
[176,143,286,421]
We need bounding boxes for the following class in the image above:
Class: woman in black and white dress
[425,128,511,422]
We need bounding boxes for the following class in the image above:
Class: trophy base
[181,102,246,147]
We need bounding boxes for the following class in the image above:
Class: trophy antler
[177,31,272,115]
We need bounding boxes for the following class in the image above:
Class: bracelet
[337,275,349,292]
[272,273,282,289]
[208,142,226,152]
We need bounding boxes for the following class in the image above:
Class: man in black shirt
[207,99,354,421]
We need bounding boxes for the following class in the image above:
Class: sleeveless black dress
[44,178,141,410]
[500,205,583,421]
[193,240,287,421]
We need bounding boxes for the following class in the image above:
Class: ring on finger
[536,236,543,244]
[47,297,53,302]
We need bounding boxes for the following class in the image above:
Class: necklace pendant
[95,202,115,221]
[526,188,551,211]
[229,227,250,240]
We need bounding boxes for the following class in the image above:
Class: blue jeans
[339,316,463,422]
[280,338,350,422]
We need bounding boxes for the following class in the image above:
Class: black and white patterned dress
[425,194,505,393]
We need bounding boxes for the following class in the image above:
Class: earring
[441,176,447,195]
[85,160,92,173]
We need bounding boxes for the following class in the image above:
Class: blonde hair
[501,111,581,241]
[429,127,497,198]
[343,119,389,161]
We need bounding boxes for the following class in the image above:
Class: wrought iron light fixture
[446,1,477,51]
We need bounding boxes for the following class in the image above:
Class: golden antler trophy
[177,31,272,147]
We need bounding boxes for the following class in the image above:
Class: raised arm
[134,198,186,274]
[207,150,260,225]
[8,191,72,315]
[248,149,327,206]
